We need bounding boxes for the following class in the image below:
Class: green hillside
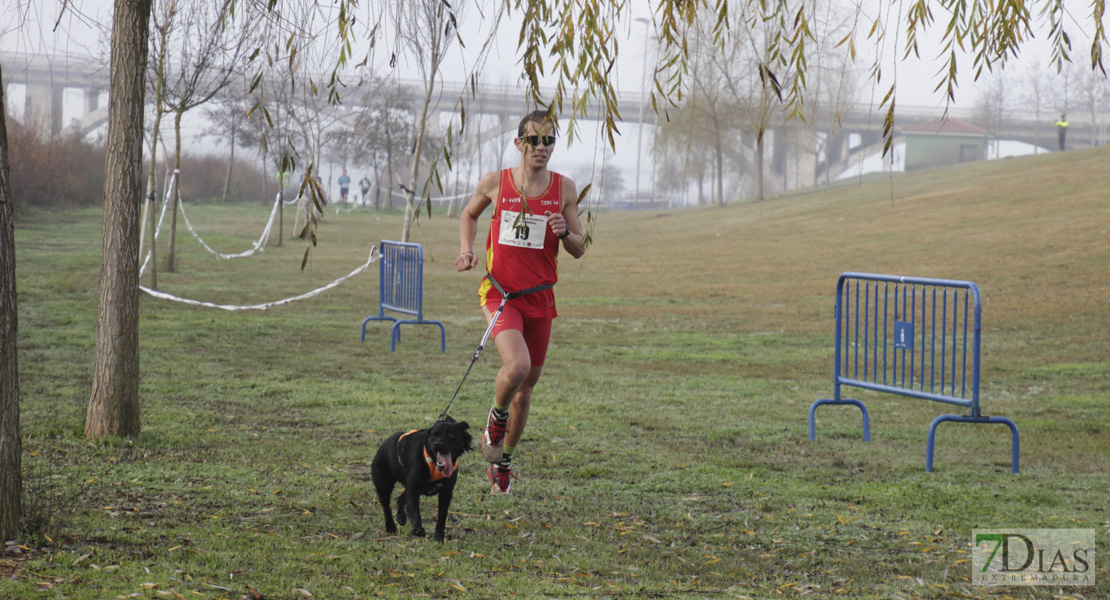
[8,146,1107,598]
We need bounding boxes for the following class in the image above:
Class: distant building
[903,118,989,172]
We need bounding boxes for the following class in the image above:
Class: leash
[437,273,553,421]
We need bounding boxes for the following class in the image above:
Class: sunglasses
[520,135,557,147]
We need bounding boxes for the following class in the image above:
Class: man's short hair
[517,109,557,138]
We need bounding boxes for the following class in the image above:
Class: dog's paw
[411,526,426,538]
[385,523,397,535]
[433,532,446,543]
[396,507,407,526]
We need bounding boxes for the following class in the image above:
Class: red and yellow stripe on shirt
[478,168,563,319]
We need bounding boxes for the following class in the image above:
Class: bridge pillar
[817,129,849,184]
[788,128,817,190]
[771,127,788,192]
[826,130,849,166]
[24,81,64,135]
[86,87,103,113]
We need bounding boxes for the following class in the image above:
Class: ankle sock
[491,406,509,423]
[499,448,514,471]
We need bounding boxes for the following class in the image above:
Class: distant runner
[338,169,351,206]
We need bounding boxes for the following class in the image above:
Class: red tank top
[478,168,563,319]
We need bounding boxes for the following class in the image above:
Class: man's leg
[503,363,543,452]
[480,328,531,463]
[488,362,542,494]
[487,314,551,494]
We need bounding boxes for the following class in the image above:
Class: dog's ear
[456,421,473,450]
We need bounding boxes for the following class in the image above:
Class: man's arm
[548,175,586,259]
[455,171,498,272]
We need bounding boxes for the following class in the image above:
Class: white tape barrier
[139,189,378,310]
[178,192,280,260]
[138,174,177,278]
[139,246,378,311]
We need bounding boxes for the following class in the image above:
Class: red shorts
[483,299,553,367]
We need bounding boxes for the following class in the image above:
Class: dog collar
[398,430,452,482]
[424,447,449,482]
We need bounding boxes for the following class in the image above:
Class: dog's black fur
[370,416,472,542]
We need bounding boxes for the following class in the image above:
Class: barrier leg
[392,323,406,350]
[361,315,397,342]
[391,320,447,353]
[926,415,1020,474]
[808,399,870,442]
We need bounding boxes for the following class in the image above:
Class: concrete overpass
[2,52,110,135]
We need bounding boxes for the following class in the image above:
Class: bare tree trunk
[402,73,436,242]
[714,133,724,207]
[447,159,461,218]
[221,117,236,203]
[141,132,161,291]
[372,166,382,210]
[385,135,394,211]
[145,182,158,290]
[164,109,184,272]
[277,175,283,247]
[0,61,23,542]
[143,20,168,290]
[755,129,765,202]
[87,0,153,440]
[261,154,269,206]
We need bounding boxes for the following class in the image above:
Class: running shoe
[488,464,515,495]
[479,407,507,463]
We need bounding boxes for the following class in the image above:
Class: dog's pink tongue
[437,452,455,477]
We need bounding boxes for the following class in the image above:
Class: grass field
[6,146,1109,599]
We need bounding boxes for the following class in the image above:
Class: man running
[338,169,351,206]
[359,174,372,206]
[454,110,586,494]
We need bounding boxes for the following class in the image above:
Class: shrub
[171,153,267,204]
[5,108,267,209]
[6,115,106,209]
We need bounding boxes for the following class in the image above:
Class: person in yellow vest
[1055,114,1068,151]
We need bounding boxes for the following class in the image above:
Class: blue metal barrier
[360,241,445,353]
[808,272,1019,473]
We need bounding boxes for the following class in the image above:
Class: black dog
[370,417,472,542]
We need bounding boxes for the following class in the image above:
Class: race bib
[498,210,547,249]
